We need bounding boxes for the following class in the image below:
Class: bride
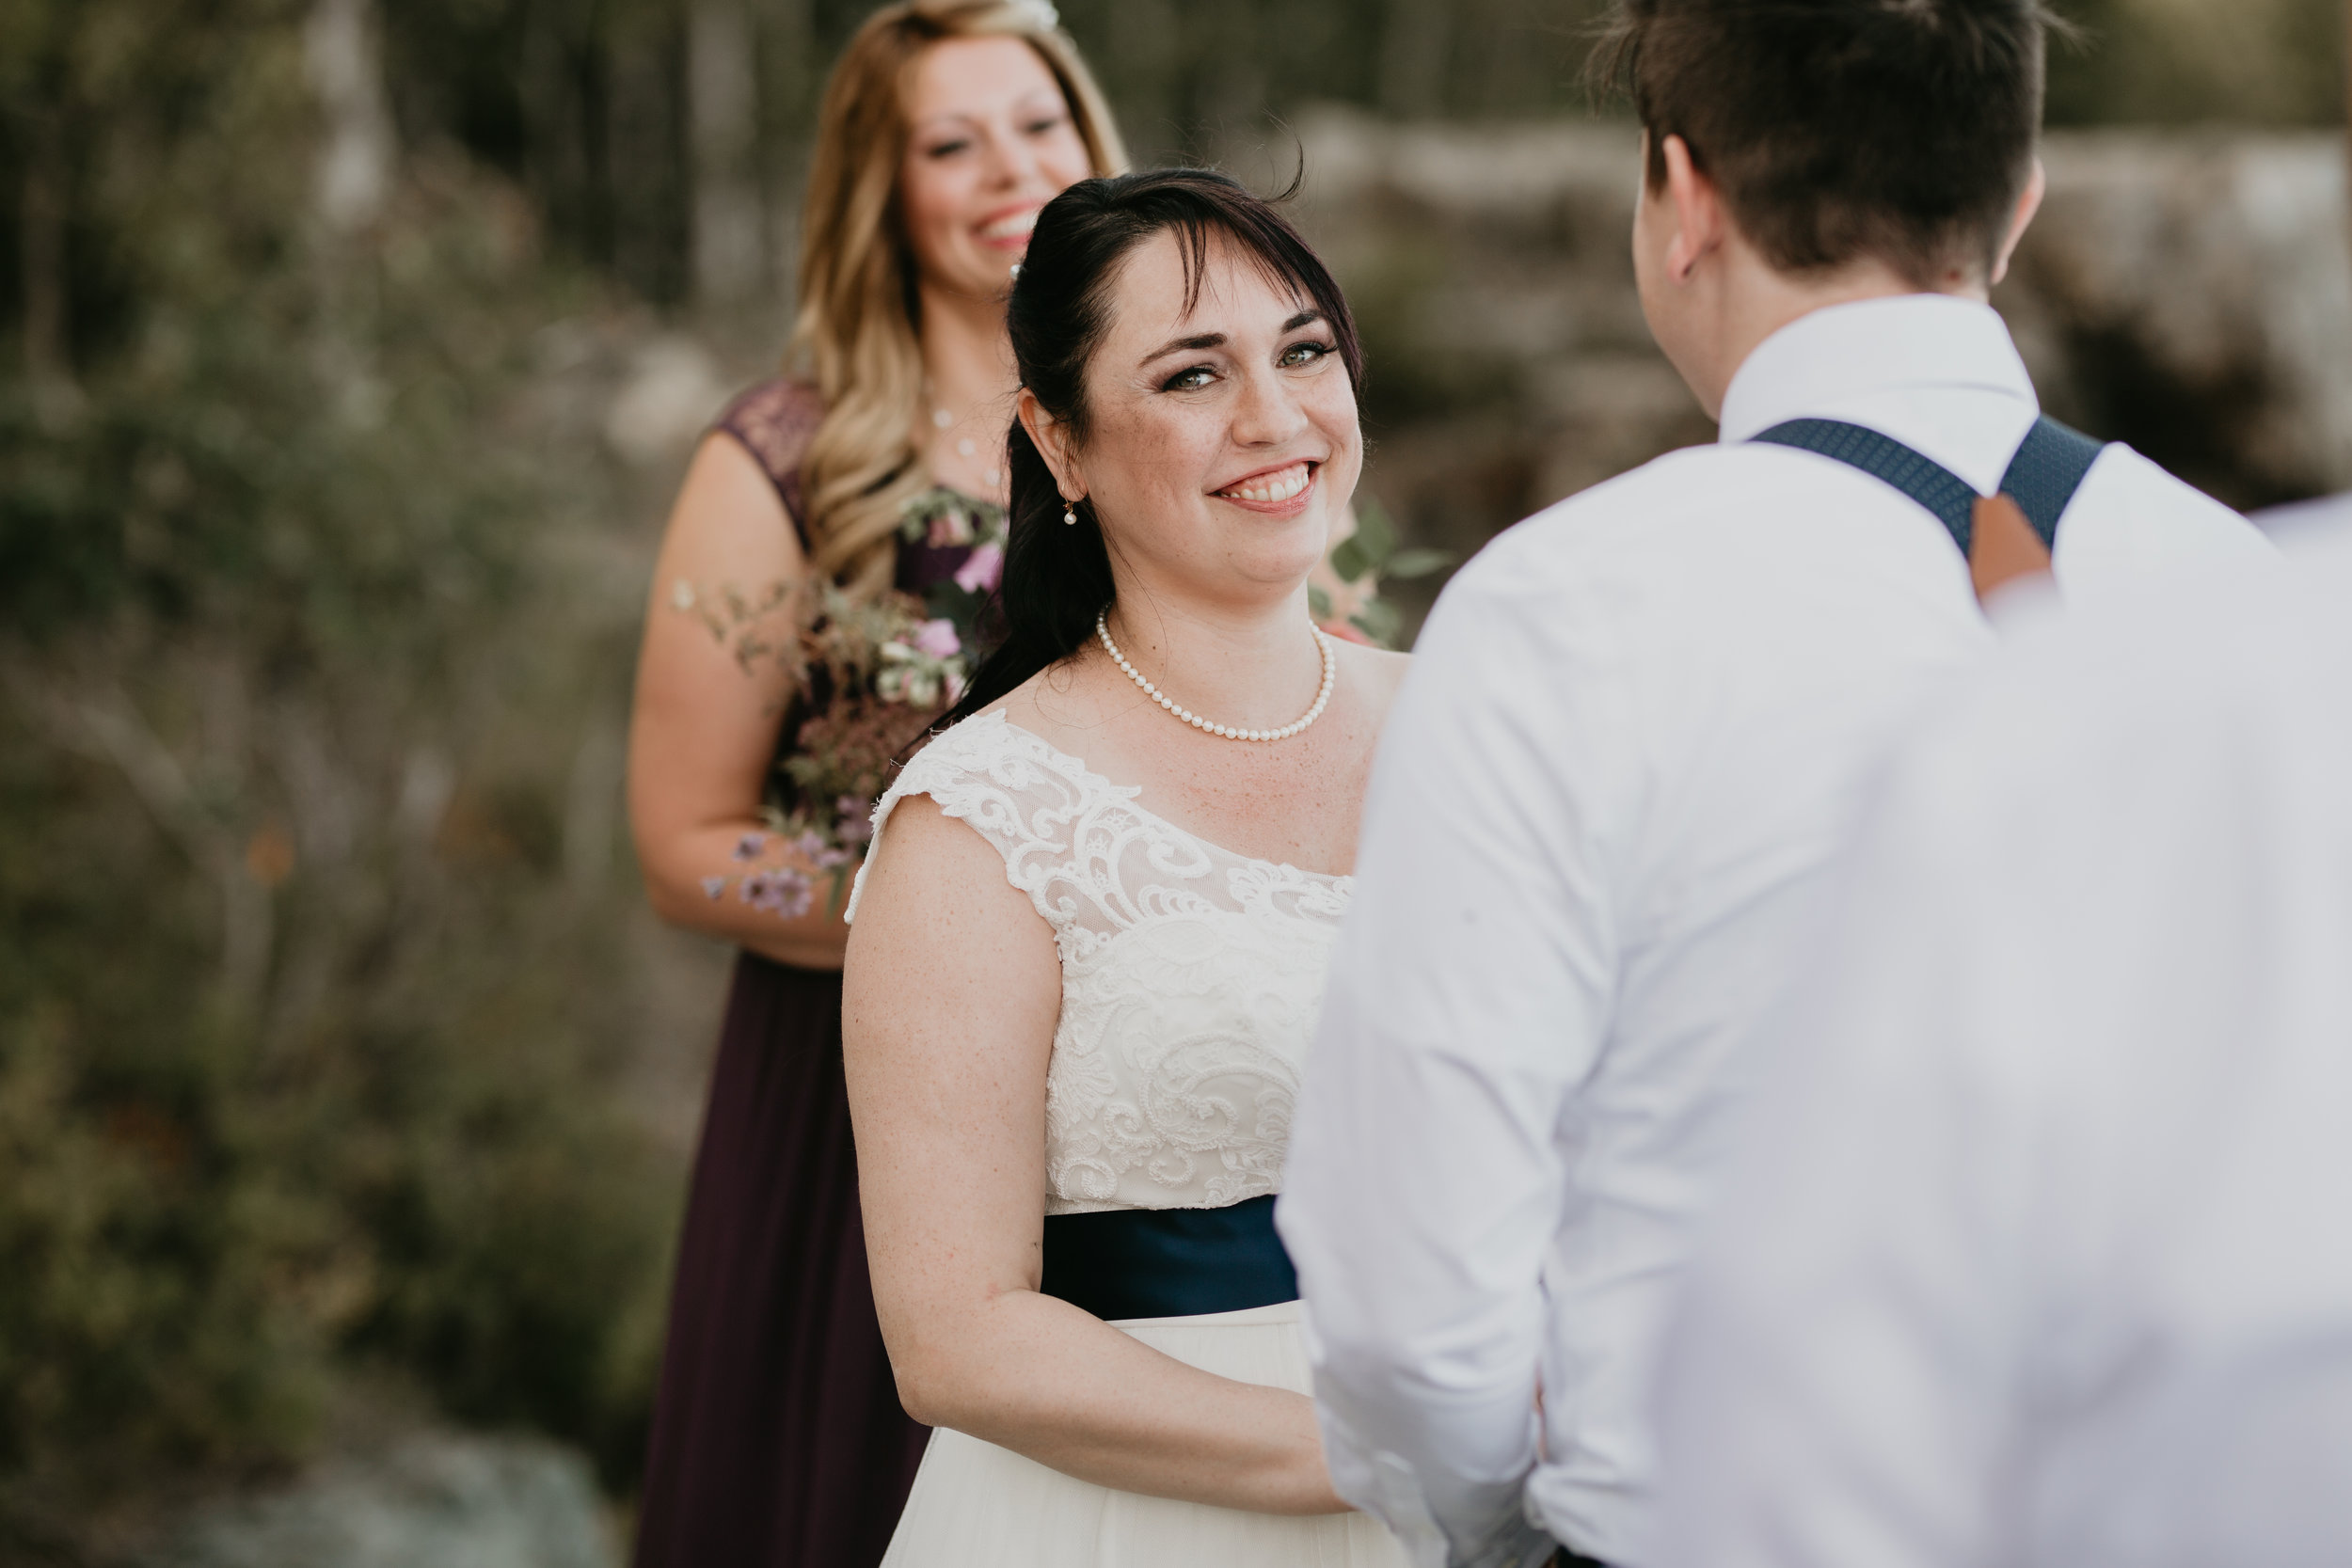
[841,166,1411,1565]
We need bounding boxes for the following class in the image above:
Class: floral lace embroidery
[850,711,1352,1214]
[712,379,823,539]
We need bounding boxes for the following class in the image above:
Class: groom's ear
[1661,135,1726,286]
[1989,159,2046,288]
[1017,388,1085,503]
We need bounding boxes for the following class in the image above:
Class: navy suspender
[1751,415,2106,559]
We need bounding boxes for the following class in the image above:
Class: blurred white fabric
[882,1304,1410,1568]
[1278,295,2272,1568]
[1656,518,2352,1568]
[2254,490,2352,533]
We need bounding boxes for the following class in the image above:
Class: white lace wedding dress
[847,709,1409,1568]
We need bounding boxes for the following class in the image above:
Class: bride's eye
[1160,365,1216,392]
[1279,341,1333,369]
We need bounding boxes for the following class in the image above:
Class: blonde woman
[625,5,1121,1563]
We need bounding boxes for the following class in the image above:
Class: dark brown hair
[934,166,1364,732]
[1596,0,2066,287]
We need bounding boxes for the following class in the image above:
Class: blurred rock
[1293,106,2352,629]
[604,333,730,466]
[143,1435,616,1568]
[2009,131,2352,510]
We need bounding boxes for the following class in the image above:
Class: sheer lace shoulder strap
[710,379,824,548]
[844,712,1123,933]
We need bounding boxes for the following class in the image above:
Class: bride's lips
[973,204,1041,251]
[1212,460,1320,517]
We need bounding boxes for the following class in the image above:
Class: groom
[1276,3,2270,1567]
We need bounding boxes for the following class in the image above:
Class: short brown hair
[1596,0,2063,287]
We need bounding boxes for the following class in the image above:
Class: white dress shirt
[1655,519,2352,1568]
[1275,295,2272,1568]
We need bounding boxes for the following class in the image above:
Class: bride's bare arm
[628,434,850,970]
[843,797,1348,1515]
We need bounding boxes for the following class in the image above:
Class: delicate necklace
[1095,609,1336,742]
[927,398,1001,489]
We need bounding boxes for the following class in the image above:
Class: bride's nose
[1228,364,1310,448]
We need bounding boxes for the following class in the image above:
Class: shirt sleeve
[1649,739,2042,1568]
[1278,544,1632,1568]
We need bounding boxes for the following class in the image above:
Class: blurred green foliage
[0,0,2344,1553]
[1,0,674,1551]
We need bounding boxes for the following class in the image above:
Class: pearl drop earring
[1063,501,1078,527]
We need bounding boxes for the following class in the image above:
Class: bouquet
[690,486,1006,919]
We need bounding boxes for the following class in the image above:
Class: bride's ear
[1017,388,1085,503]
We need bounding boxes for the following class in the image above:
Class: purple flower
[700,875,728,901]
[794,831,828,862]
[739,868,814,919]
[912,618,961,659]
[732,832,766,863]
[834,796,874,846]
[953,540,1004,595]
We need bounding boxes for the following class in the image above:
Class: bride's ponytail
[937,414,1114,726]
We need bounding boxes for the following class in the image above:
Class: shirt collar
[1716,295,2038,444]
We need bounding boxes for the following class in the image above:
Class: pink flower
[834,796,874,845]
[953,541,1004,595]
[739,868,814,919]
[912,618,961,659]
[928,508,972,547]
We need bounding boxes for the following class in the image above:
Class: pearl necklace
[1095,610,1336,743]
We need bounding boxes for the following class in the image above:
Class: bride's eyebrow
[1136,310,1326,370]
[1138,331,1225,368]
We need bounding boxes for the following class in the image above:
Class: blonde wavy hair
[794,0,1126,594]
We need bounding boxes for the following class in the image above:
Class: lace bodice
[848,711,1352,1215]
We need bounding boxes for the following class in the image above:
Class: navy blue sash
[1751,414,2106,559]
[1040,1195,1297,1322]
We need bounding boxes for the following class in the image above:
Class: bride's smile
[1214,460,1318,515]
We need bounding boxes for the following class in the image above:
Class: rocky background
[1,0,2345,1562]
[1286,111,2352,632]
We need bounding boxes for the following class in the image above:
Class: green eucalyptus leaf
[1308,584,1334,620]
[1351,498,1401,563]
[1351,599,1403,648]
[1381,546,1457,580]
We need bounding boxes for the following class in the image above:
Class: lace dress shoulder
[711,378,825,546]
[847,711,1352,1215]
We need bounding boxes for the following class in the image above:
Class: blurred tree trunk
[1379,0,1450,119]
[691,0,762,303]
[304,0,394,235]
[19,103,78,422]
[304,0,394,424]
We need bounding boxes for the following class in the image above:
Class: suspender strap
[1751,415,2106,558]
[1997,416,2106,549]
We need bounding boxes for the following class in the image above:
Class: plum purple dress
[632,379,990,1568]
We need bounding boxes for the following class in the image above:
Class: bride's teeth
[1222,465,1310,503]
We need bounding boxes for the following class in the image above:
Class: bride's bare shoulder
[989,651,1132,753]
[1336,641,1412,716]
